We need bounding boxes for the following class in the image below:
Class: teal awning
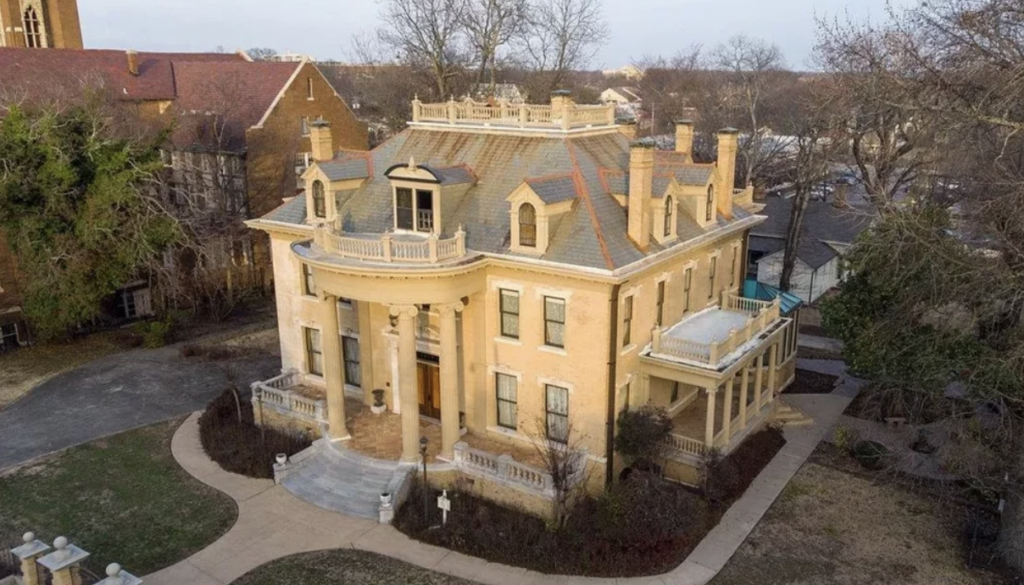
[742,279,803,316]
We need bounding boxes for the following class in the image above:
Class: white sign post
[437,489,451,526]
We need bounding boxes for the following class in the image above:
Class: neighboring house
[248,98,800,519]
[472,83,525,104]
[0,0,82,49]
[748,194,873,304]
[600,86,642,105]
[0,47,368,323]
[601,64,643,80]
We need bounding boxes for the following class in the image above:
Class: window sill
[493,336,522,347]
[620,343,637,356]
[537,345,567,356]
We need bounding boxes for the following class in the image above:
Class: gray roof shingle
[320,156,370,181]
[752,196,873,268]
[526,175,578,204]
[264,196,307,224]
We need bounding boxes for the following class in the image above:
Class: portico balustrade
[312,225,466,264]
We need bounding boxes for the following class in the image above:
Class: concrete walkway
[148,373,860,585]
[797,333,844,353]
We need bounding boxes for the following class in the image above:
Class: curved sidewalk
[147,377,857,585]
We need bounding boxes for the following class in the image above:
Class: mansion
[248,94,802,518]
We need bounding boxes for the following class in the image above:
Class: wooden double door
[417,360,442,419]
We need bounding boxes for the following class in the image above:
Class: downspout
[605,282,623,490]
[808,268,815,305]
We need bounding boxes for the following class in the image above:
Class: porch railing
[650,296,784,368]
[411,97,616,131]
[250,369,325,423]
[313,225,466,264]
[665,433,706,457]
[452,441,585,498]
[723,291,780,320]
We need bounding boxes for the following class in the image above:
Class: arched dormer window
[705,185,715,222]
[23,6,43,48]
[519,203,537,247]
[664,196,674,237]
[312,180,326,218]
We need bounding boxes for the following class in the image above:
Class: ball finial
[106,563,122,577]
[23,532,34,544]
[53,536,68,550]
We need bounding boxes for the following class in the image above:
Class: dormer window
[312,180,326,218]
[395,187,434,233]
[664,196,674,237]
[706,185,715,222]
[519,203,537,247]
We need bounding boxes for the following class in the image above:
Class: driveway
[0,345,279,471]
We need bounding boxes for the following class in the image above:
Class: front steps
[773,399,814,427]
[279,442,399,519]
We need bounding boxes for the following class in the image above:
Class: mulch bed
[394,426,786,577]
[782,369,840,395]
[796,346,844,360]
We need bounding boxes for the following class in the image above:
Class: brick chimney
[126,50,139,76]
[310,120,334,162]
[716,128,739,219]
[674,119,694,158]
[628,139,655,250]
[617,119,637,140]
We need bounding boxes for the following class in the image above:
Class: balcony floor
[665,307,751,345]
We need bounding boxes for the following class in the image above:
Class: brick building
[0,0,81,49]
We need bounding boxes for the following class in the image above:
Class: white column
[437,301,464,461]
[722,375,735,443]
[704,385,717,449]
[391,304,421,462]
[321,295,349,440]
[739,363,750,427]
[767,342,779,403]
[387,335,401,414]
[753,353,764,413]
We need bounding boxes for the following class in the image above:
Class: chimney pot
[674,119,694,159]
[126,50,139,76]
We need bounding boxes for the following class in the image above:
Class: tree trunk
[780,186,811,292]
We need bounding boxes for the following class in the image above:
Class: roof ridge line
[565,140,615,270]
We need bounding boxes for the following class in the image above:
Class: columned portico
[320,294,350,440]
[391,304,421,462]
[437,301,464,460]
[704,385,717,448]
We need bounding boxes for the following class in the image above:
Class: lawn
[0,418,237,578]
[711,452,1002,585]
[231,549,474,585]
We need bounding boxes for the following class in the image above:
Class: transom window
[496,373,518,429]
[312,180,326,218]
[664,196,674,237]
[683,267,693,312]
[622,295,634,347]
[395,187,435,232]
[545,384,569,443]
[519,203,537,247]
[23,7,42,48]
[342,336,361,387]
[656,280,665,328]
[302,264,316,296]
[499,289,519,339]
[304,327,323,376]
[706,185,715,222]
[708,256,717,300]
[544,297,566,348]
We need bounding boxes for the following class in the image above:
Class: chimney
[310,120,334,162]
[674,119,694,158]
[716,128,739,219]
[628,139,655,250]
[833,182,849,208]
[126,50,139,76]
[550,89,574,114]
[617,119,637,140]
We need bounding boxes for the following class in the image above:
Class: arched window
[705,185,715,222]
[312,180,326,218]
[664,196,674,237]
[23,6,42,48]
[519,203,537,247]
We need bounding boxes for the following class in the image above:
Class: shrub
[596,472,707,549]
[132,318,173,348]
[198,390,311,479]
[698,447,740,505]
[853,440,890,470]
[615,405,673,466]
[833,424,858,452]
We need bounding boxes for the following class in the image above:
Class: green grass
[0,418,237,576]
[231,549,475,585]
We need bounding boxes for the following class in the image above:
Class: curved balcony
[312,225,466,265]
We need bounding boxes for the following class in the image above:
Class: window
[396,187,414,230]
[730,246,738,288]
[23,7,42,48]
[118,290,138,319]
[708,256,717,300]
[0,324,17,349]
[622,295,634,347]
[519,203,537,247]
[706,185,715,222]
[304,327,323,376]
[664,196,674,237]
[656,280,665,328]
[416,189,434,231]
[306,77,314,99]
[342,336,361,387]
[312,180,326,218]
[302,264,316,296]
[499,289,519,339]
[300,116,310,137]
[683,267,692,312]
[496,373,518,429]
[544,297,566,348]
[670,381,680,403]
[545,384,569,443]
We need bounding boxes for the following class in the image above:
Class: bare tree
[462,0,529,88]
[377,0,470,99]
[531,417,589,529]
[516,0,609,93]
[246,47,278,61]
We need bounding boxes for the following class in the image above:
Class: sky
[81,0,917,70]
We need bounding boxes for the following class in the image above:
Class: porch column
[722,375,735,443]
[767,342,779,402]
[704,385,717,449]
[739,363,750,427]
[438,301,464,461]
[391,304,421,462]
[753,353,764,413]
[321,294,349,440]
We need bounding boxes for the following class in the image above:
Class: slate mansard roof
[265,127,757,271]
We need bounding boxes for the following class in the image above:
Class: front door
[417,361,441,419]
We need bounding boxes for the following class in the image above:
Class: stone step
[278,443,402,520]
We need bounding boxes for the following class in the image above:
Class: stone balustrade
[452,441,585,499]
[664,433,706,457]
[313,226,467,264]
[8,533,141,585]
[411,97,616,131]
[250,370,325,424]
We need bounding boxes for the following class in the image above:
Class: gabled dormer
[384,158,475,236]
[506,174,578,255]
[302,121,370,225]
